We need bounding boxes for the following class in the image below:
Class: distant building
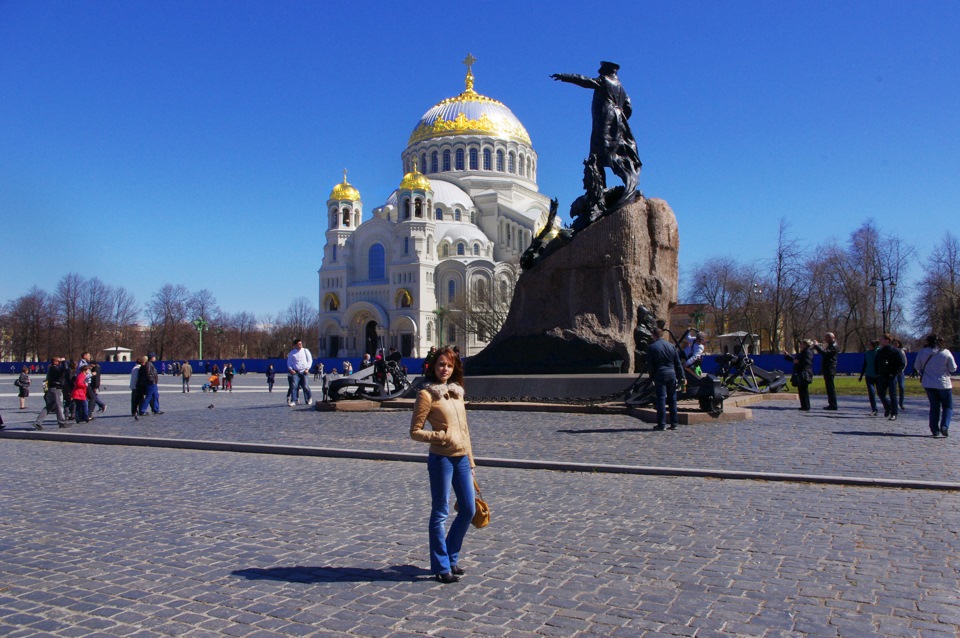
[317,59,559,358]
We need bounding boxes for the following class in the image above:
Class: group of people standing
[784,332,955,437]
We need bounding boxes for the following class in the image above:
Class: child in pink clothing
[72,365,91,423]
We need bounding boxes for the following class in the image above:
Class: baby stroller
[202,373,221,392]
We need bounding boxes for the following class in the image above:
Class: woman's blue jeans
[427,453,475,575]
[924,388,953,435]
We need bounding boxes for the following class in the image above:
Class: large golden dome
[408,59,531,146]
[329,172,360,202]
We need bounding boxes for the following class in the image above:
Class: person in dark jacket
[646,327,685,430]
[784,340,815,411]
[876,334,905,421]
[137,354,163,416]
[858,340,881,415]
[34,357,68,429]
[812,332,839,411]
[265,364,276,392]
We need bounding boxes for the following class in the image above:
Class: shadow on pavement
[232,564,430,583]
[557,427,654,435]
[832,431,932,438]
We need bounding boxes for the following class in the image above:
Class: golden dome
[329,170,360,201]
[408,56,532,146]
[399,159,431,191]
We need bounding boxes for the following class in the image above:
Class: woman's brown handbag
[455,479,490,528]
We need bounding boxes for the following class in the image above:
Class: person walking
[286,337,313,406]
[914,334,956,438]
[858,340,881,415]
[409,346,476,584]
[784,340,815,411]
[34,357,68,429]
[138,353,163,416]
[181,360,193,392]
[266,364,276,392]
[130,356,145,420]
[875,334,905,421]
[87,360,106,417]
[812,332,839,410]
[894,339,908,411]
[646,326,685,430]
[15,366,30,409]
[72,365,91,424]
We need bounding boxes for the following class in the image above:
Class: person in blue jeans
[409,346,475,584]
[646,326,685,429]
[858,340,881,416]
[915,334,956,438]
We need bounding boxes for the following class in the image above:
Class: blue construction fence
[6,352,955,378]
[4,358,427,377]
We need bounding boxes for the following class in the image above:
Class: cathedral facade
[317,60,557,358]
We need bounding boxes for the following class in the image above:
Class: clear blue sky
[2,1,957,319]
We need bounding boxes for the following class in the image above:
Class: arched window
[342,208,350,226]
[426,322,432,340]
[527,157,533,178]
[442,150,451,171]
[469,148,478,170]
[518,153,525,176]
[476,279,488,302]
[496,150,504,172]
[447,325,456,343]
[332,245,337,262]
[414,199,423,218]
[403,199,410,220]
[483,149,492,170]
[427,236,434,257]
[470,211,475,224]
[368,243,385,280]
[473,243,480,256]
[404,237,409,254]
[455,148,464,170]
[508,152,516,173]
[454,209,461,222]
[499,279,510,299]
[441,244,449,257]
[435,208,443,220]
[457,243,465,256]
[448,280,456,302]
[420,153,427,172]
[431,151,439,173]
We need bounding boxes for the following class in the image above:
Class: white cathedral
[317,58,559,358]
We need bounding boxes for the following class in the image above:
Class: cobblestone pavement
[1,375,959,636]
[1,440,958,638]
[2,375,956,484]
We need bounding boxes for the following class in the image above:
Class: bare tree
[107,285,140,349]
[689,256,749,335]
[915,233,960,349]
[145,284,191,360]
[6,287,54,361]
[54,273,85,357]
[767,218,804,353]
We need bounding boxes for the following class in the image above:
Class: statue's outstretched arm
[551,73,599,89]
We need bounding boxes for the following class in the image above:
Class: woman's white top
[915,347,957,390]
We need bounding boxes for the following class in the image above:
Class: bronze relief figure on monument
[468,62,679,376]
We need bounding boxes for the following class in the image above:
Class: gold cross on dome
[342,168,348,183]
[463,53,477,92]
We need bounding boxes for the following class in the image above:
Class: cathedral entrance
[365,321,379,355]
[401,334,413,357]
[328,335,340,358]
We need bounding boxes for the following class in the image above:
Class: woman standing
[409,346,475,584]
[784,339,815,411]
[224,363,234,392]
[266,364,276,392]
[15,366,30,409]
[914,334,956,438]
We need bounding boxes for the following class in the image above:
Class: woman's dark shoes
[436,572,460,584]
[450,565,465,576]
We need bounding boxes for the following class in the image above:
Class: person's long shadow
[232,564,430,583]
[832,431,932,438]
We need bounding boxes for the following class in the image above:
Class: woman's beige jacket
[409,382,475,468]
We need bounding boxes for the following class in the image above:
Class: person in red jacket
[72,365,91,423]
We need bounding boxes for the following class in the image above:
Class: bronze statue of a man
[552,61,641,198]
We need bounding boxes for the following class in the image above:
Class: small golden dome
[329,170,360,201]
[399,159,431,191]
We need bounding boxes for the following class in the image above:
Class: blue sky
[2,1,957,320]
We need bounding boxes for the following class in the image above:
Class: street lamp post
[192,317,208,360]
[688,310,705,333]
[870,276,897,334]
[752,283,763,354]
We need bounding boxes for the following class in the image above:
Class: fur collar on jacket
[424,382,464,400]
